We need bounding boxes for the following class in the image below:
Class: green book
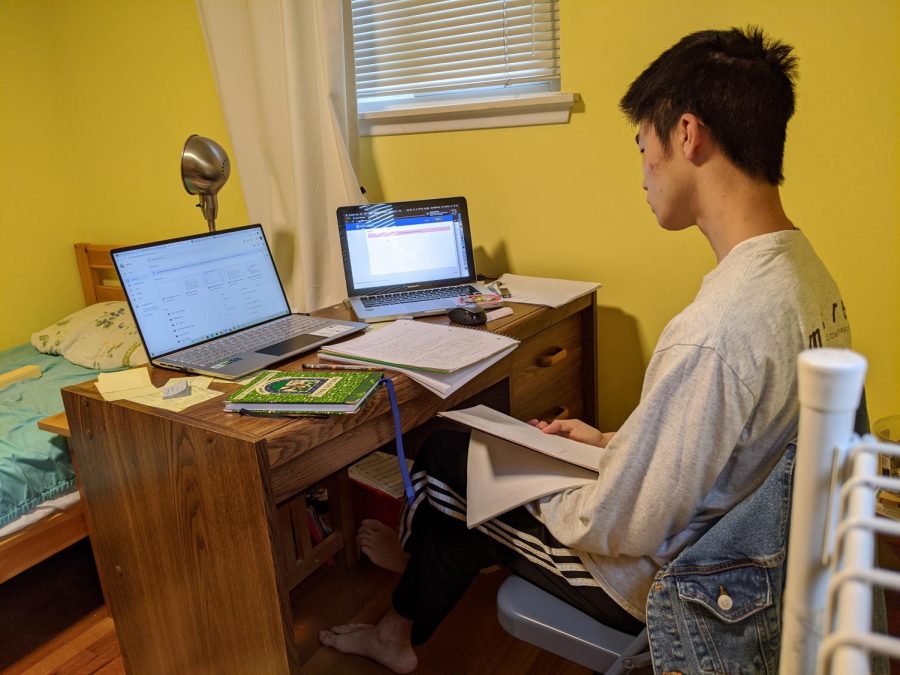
[224,370,382,414]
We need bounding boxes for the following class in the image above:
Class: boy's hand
[528,418,615,448]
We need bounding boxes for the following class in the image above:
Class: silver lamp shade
[181,134,230,232]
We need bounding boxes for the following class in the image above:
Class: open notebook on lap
[111,225,367,379]
[337,196,488,323]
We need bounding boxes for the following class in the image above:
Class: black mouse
[448,306,487,326]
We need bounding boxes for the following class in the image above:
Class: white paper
[129,386,224,413]
[309,324,355,338]
[495,274,601,308]
[319,319,519,373]
[95,367,158,401]
[466,431,595,528]
[485,306,513,322]
[128,375,223,412]
[439,405,602,472]
[319,344,517,399]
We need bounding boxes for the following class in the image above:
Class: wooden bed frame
[0,243,123,584]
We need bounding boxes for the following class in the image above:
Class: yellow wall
[361,1,900,426]
[0,0,248,350]
[2,1,897,427]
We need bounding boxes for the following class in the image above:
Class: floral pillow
[31,301,149,370]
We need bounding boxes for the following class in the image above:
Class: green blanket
[0,344,102,527]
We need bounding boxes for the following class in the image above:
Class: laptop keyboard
[361,285,479,308]
[174,314,333,366]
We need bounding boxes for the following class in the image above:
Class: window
[350,0,576,135]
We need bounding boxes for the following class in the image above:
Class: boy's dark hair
[620,26,798,185]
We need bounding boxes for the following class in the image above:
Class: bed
[0,243,133,583]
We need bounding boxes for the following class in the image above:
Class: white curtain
[196,0,363,312]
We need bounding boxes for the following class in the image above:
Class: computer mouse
[448,306,487,326]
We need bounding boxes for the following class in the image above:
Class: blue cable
[378,377,415,505]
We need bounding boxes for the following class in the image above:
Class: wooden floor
[1,541,588,674]
[7,540,900,674]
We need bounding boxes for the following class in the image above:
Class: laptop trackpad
[257,334,321,356]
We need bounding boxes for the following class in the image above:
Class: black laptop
[336,196,488,322]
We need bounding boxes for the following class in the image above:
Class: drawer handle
[551,406,570,420]
[536,347,567,368]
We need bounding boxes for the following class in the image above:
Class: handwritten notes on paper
[317,319,520,398]
[319,319,519,373]
[95,368,158,401]
[129,376,223,412]
[95,370,223,412]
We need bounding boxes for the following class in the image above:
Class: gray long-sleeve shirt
[535,229,851,620]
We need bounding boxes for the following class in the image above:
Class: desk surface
[61,296,596,673]
[64,298,592,502]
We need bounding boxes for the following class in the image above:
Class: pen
[302,363,384,371]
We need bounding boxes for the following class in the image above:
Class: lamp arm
[199,194,218,232]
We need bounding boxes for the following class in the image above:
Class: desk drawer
[510,314,584,422]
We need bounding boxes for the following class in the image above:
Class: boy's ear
[676,113,705,161]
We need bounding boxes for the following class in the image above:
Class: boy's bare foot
[358,519,409,572]
[319,611,418,674]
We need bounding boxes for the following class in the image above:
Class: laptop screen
[112,225,290,358]
[337,196,477,296]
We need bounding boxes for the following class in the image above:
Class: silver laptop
[111,225,367,379]
[337,196,488,323]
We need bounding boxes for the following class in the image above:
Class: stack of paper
[438,405,599,527]
[318,320,519,398]
[492,274,601,308]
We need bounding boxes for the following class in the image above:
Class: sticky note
[95,368,158,401]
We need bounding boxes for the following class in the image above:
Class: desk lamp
[181,134,230,232]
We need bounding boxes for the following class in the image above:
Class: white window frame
[350,0,577,136]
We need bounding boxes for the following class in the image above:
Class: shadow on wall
[272,230,296,293]
[596,305,645,431]
[473,241,511,280]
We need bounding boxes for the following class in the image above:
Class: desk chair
[498,386,871,673]
[497,575,650,673]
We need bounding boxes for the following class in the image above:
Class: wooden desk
[62,296,596,673]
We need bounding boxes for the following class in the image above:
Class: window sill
[359,92,579,137]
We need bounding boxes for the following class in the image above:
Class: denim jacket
[645,444,795,674]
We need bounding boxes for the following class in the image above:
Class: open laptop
[111,224,368,379]
[336,196,488,323]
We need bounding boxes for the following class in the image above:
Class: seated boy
[320,26,852,673]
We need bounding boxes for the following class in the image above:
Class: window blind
[351,0,560,102]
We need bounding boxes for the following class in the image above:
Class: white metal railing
[779,348,900,674]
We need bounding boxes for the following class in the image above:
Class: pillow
[31,301,149,370]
